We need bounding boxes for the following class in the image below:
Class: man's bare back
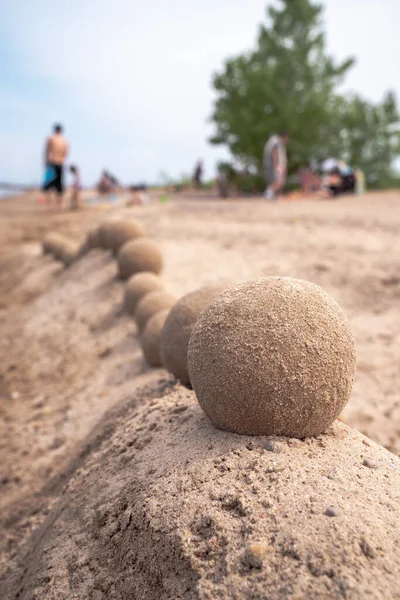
[46,133,68,165]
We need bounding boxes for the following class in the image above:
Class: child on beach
[69,165,82,209]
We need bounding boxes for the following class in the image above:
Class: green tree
[210,0,400,188]
[329,92,400,187]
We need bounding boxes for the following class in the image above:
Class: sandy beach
[1,191,400,598]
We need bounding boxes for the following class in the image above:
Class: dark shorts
[42,164,64,194]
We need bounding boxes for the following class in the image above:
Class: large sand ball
[135,290,176,331]
[106,220,146,255]
[124,272,164,315]
[140,309,170,367]
[118,239,163,280]
[188,277,356,438]
[161,284,227,386]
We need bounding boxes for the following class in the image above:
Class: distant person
[69,165,82,209]
[321,159,356,197]
[263,132,289,200]
[97,170,115,195]
[193,160,204,189]
[108,172,119,187]
[299,164,321,195]
[40,124,69,208]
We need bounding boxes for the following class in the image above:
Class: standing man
[192,160,204,190]
[41,124,69,208]
[263,131,289,200]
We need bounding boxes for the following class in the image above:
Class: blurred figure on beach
[321,158,356,197]
[97,170,118,196]
[39,124,69,208]
[299,164,321,196]
[127,184,150,206]
[192,160,204,189]
[69,165,82,209]
[263,132,289,200]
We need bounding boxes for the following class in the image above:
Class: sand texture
[1,191,400,599]
[4,387,400,599]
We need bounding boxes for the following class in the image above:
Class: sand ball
[106,220,146,255]
[118,239,163,280]
[60,241,80,267]
[188,277,356,438]
[161,284,227,386]
[77,227,104,258]
[43,234,71,260]
[135,290,176,331]
[97,221,116,249]
[140,309,170,367]
[124,272,164,315]
[42,233,56,254]
[42,233,67,257]
[87,227,102,249]
[76,238,90,258]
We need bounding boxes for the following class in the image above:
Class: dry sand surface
[0,191,400,598]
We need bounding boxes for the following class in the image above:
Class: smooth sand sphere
[140,309,170,367]
[76,229,99,258]
[124,272,164,315]
[88,227,101,248]
[135,290,176,332]
[84,227,102,251]
[106,220,146,255]
[188,277,356,438]
[42,233,68,257]
[42,233,58,254]
[118,239,163,280]
[60,241,79,267]
[97,221,116,249]
[161,284,227,386]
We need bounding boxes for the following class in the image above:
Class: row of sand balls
[43,219,184,368]
[43,219,357,439]
[81,221,227,382]
[43,219,228,387]
[121,249,356,438]
[103,223,357,439]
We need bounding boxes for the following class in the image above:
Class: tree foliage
[210,0,400,188]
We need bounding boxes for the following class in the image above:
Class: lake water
[0,187,24,199]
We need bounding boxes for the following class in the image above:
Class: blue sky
[1,0,400,185]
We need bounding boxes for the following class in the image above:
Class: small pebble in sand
[98,346,112,358]
[325,506,340,517]
[363,458,378,469]
[362,438,373,447]
[10,391,20,400]
[244,542,267,568]
[269,462,286,473]
[265,441,281,453]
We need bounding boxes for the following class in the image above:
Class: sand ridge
[5,385,400,599]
